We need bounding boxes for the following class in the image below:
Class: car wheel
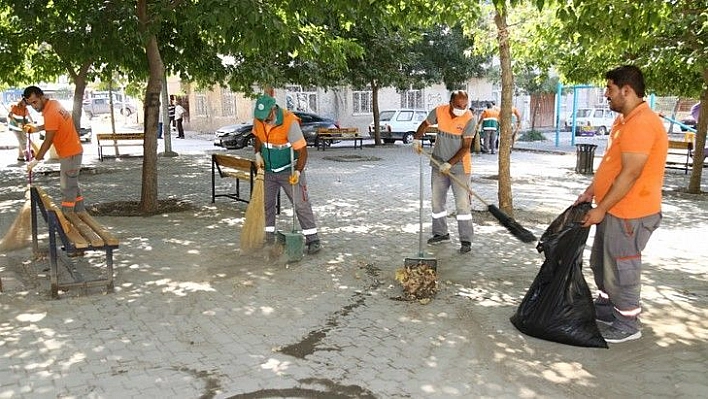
[402,132,414,144]
[595,126,607,136]
[85,111,93,119]
[121,108,133,117]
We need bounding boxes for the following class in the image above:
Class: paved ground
[1,125,707,398]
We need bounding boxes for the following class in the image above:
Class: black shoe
[427,234,450,245]
[306,240,321,254]
[459,241,471,253]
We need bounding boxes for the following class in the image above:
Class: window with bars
[286,85,318,113]
[352,90,373,114]
[194,92,208,117]
[221,89,236,117]
[400,89,423,109]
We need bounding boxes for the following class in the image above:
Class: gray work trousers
[482,128,497,153]
[430,168,473,242]
[590,212,661,331]
[59,153,85,212]
[264,170,319,244]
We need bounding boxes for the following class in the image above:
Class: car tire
[121,108,133,117]
[402,132,414,144]
[85,111,93,119]
[595,126,607,136]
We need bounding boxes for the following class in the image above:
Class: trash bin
[575,144,597,175]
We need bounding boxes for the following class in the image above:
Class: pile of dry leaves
[394,264,438,302]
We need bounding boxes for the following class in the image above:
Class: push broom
[240,168,265,254]
[0,130,39,252]
[421,150,537,244]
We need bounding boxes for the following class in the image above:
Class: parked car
[565,107,617,136]
[369,109,428,144]
[82,97,137,119]
[213,111,338,150]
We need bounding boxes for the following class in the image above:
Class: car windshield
[379,111,396,122]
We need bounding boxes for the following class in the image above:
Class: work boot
[459,241,471,254]
[594,294,614,325]
[427,234,450,245]
[306,240,321,255]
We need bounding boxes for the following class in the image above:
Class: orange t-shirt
[593,102,667,218]
[43,99,83,158]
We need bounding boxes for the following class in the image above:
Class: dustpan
[276,147,304,262]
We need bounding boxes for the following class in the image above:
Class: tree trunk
[688,71,707,193]
[372,80,382,146]
[494,3,514,216]
[137,0,162,213]
[71,63,91,132]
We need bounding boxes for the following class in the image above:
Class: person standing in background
[7,99,33,162]
[174,99,186,139]
[168,98,176,130]
[475,103,500,154]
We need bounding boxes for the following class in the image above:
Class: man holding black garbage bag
[575,65,667,344]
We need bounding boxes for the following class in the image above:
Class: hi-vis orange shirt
[593,102,667,219]
[433,105,474,174]
[42,99,82,158]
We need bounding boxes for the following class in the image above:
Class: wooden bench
[666,140,694,174]
[30,186,119,298]
[316,128,364,151]
[211,153,280,212]
[96,132,145,161]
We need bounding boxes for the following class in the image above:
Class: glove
[412,139,422,154]
[26,159,40,172]
[23,124,36,134]
[255,152,264,169]
[289,170,301,185]
[439,162,452,175]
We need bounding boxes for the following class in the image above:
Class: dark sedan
[213,111,338,150]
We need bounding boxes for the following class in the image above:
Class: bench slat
[77,212,120,247]
[35,187,90,248]
[64,212,105,247]
[213,154,254,172]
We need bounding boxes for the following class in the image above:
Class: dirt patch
[88,198,196,216]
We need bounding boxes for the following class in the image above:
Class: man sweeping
[22,86,86,213]
[252,94,321,255]
[412,90,476,254]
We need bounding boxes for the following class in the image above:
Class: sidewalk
[1,130,707,398]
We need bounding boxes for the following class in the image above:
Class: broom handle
[290,147,297,232]
[420,150,490,207]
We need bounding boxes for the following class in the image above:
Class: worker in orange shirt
[475,103,500,154]
[7,99,34,162]
[23,86,86,213]
[574,66,667,344]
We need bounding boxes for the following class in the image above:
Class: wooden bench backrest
[213,154,253,171]
[668,140,693,151]
[96,133,145,141]
[317,127,359,136]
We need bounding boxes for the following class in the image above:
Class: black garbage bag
[510,203,608,348]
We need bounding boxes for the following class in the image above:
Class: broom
[240,168,265,254]
[421,150,537,243]
[0,131,37,252]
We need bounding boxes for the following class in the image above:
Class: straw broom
[240,169,265,254]
[0,133,38,252]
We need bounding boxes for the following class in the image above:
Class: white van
[369,109,429,144]
[565,107,617,136]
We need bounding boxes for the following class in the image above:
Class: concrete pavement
[1,127,707,398]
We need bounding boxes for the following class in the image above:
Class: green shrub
[519,130,546,142]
